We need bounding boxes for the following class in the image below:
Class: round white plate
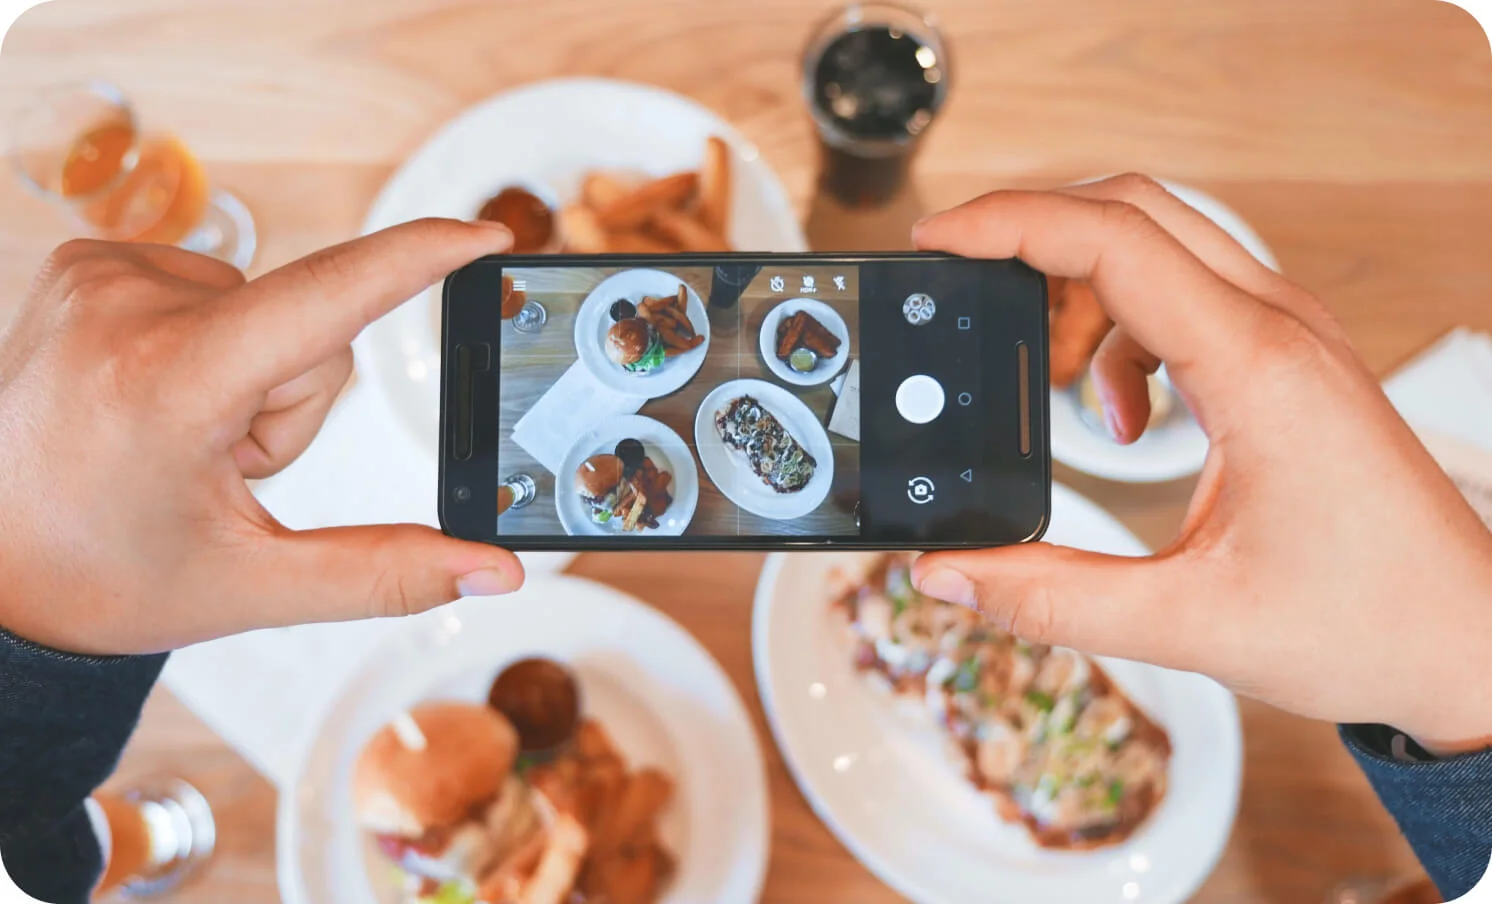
[757,299,852,387]
[555,415,699,537]
[355,77,809,458]
[753,484,1242,904]
[574,269,710,398]
[694,379,835,520]
[1050,179,1277,484]
[279,574,769,904]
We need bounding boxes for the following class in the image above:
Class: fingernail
[457,566,517,598]
[1104,406,1123,443]
[468,220,514,238]
[915,568,976,608]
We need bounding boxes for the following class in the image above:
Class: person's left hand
[0,220,523,655]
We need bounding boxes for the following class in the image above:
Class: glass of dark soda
[802,3,950,208]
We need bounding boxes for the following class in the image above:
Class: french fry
[560,204,608,254]
[776,312,807,359]
[647,207,729,252]
[595,172,699,231]
[675,285,687,310]
[592,769,674,855]
[582,172,629,209]
[698,135,731,236]
[604,231,678,254]
[516,814,590,904]
[477,832,548,904]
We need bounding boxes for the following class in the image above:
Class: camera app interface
[495,264,863,538]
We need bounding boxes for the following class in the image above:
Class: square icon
[958,316,972,330]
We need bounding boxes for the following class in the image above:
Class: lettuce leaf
[624,336,667,374]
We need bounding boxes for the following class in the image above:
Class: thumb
[252,524,525,627]
[911,544,1188,666]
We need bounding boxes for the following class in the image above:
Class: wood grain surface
[4,0,1490,901]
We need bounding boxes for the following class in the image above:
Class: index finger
[204,219,512,388]
[913,191,1267,380]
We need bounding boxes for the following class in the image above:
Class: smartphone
[440,253,1049,551]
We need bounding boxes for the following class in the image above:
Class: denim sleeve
[1341,723,1492,899]
[0,628,167,904]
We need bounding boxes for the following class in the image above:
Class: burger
[605,317,666,375]
[353,702,540,894]
[573,454,624,525]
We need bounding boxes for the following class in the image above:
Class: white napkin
[1383,327,1492,524]
[511,363,647,473]
[1384,327,1492,451]
[159,383,573,787]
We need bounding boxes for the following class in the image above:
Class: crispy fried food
[776,312,808,359]
[560,204,608,254]
[647,207,729,252]
[582,172,629,210]
[622,490,648,532]
[477,831,548,904]
[800,316,841,358]
[517,814,589,904]
[1048,277,1111,388]
[675,285,687,309]
[590,769,674,856]
[604,231,679,254]
[698,136,731,236]
[595,173,699,231]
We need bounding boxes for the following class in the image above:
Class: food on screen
[715,396,818,494]
[605,287,704,375]
[572,443,675,533]
[775,310,842,373]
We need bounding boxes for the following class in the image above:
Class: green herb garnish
[514,753,538,775]
[1076,774,1096,788]
[595,510,612,523]
[1106,779,1125,807]
[1025,690,1055,713]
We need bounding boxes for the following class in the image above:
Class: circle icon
[896,374,945,425]
[958,392,973,407]
[902,293,936,326]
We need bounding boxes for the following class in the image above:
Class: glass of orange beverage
[9,82,256,269]
[89,777,215,900]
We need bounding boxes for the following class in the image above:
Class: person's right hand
[911,175,1492,754]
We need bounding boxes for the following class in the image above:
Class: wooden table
[4,0,1492,901]
[497,265,861,538]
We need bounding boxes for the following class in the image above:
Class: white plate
[555,415,699,536]
[694,379,835,520]
[1050,179,1278,483]
[753,484,1242,904]
[278,575,769,904]
[757,299,852,387]
[574,270,710,398]
[355,77,809,459]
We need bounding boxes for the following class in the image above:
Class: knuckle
[1095,198,1158,237]
[1104,172,1168,204]
[1001,579,1059,645]
[296,246,361,297]
[369,567,420,620]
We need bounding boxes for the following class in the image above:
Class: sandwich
[353,702,541,897]
[573,455,624,525]
[606,318,667,374]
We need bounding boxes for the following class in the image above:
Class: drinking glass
[802,3,951,208]
[9,81,256,269]
[91,777,215,899]
[498,473,538,516]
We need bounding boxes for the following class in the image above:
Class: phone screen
[444,254,1049,549]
